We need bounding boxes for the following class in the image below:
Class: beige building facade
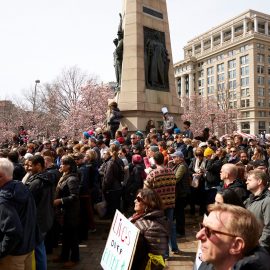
[174,9,270,135]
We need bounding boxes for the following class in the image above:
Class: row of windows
[241,121,268,132]
[256,54,270,64]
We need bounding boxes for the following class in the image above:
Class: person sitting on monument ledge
[106,101,122,139]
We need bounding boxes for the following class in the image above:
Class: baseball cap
[170,151,184,158]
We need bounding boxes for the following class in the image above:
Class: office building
[174,10,270,134]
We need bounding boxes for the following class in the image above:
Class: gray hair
[0,158,14,179]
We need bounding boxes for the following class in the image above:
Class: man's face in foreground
[196,211,237,266]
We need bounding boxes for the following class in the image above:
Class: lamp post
[210,113,216,134]
[33,79,40,112]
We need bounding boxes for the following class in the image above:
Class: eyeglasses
[136,196,145,203]
[199,223,237,238]
[230,150,236,153]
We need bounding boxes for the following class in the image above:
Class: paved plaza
[48,213,201,270]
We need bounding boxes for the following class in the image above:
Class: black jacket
[0,180,36,257]
[25,171,54,237]
[102,157,124,192]
[198,246,270,270]
[226,179,249,202]
[13,162,26,181]
[55,173,80,227]
[204,157,224,188]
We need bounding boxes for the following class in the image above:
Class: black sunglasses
[199,223,237,238]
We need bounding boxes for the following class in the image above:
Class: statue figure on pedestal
[113,13,124,91]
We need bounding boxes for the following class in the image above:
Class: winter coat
[25,171,54,237]
[131,210,169,270]
[55,173,80,227]
[245,189,270,253]
[12,162,26,181]
[198,246,270,270]
[173,162,190,198]
[108,108,122,129]
[225,179,249,202]
[0,180,36,257]
[102,157,124,192]
[204,157,223,188]
[123,163,145,202]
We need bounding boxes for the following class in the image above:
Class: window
[257,53,265,63]
[198,79,204,87]
[241,77,249,87]
[217,54,224,61]
[228,50,236,57]
[198,88,204,96]
[259,121,266,130]
[207,86,214,94]
[218,83,225,91]
[258,87,265,96]
[241,66,249,76]
[240,45,249,52]
[229,80,237,89]
[257,76,264,85]
[217,63,224,73]
[257,65,264,74]
[207,67,214,75]
[198,70,204,77]
[240,55,249,65]
[229,70,236,79]
[241,122,250,132]
[228,59,236,69]
[241,88,250,97]
[257,43,265,49]
[207,76,214,84]
[217,73,224,82]
[241,99,250,108]
[241,111,250,118]
[258,98,265,107]
[258,111,267,117]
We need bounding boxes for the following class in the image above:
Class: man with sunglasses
[197,204,270,270]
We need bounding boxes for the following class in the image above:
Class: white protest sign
[101,210,140,270]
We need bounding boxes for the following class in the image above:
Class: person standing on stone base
[106,101,122,139]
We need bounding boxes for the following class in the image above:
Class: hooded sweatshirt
[0,180,36,257]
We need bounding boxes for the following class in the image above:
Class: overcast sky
[0,0,269,100]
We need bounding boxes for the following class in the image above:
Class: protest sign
[101,210,140,270]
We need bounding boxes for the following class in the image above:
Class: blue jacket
[0,180,36,257]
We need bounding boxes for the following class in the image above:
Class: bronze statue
[113,13,124,89]
[145,32,169,90]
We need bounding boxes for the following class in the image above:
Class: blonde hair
[85,149,97,161]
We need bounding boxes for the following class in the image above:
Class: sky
[0,0,269,100]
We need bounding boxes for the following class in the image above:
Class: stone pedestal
[116,0,182,131]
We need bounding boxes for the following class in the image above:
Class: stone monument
[115,0,182,131]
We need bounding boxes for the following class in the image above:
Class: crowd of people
[0,111,270,269]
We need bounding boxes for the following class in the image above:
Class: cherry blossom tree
[0,66,114,144]
[60,80,114,137]
[181,95,237,136]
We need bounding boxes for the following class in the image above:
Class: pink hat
[132,154,142,164]
[117,137,125,144]
[87,130,94,136]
